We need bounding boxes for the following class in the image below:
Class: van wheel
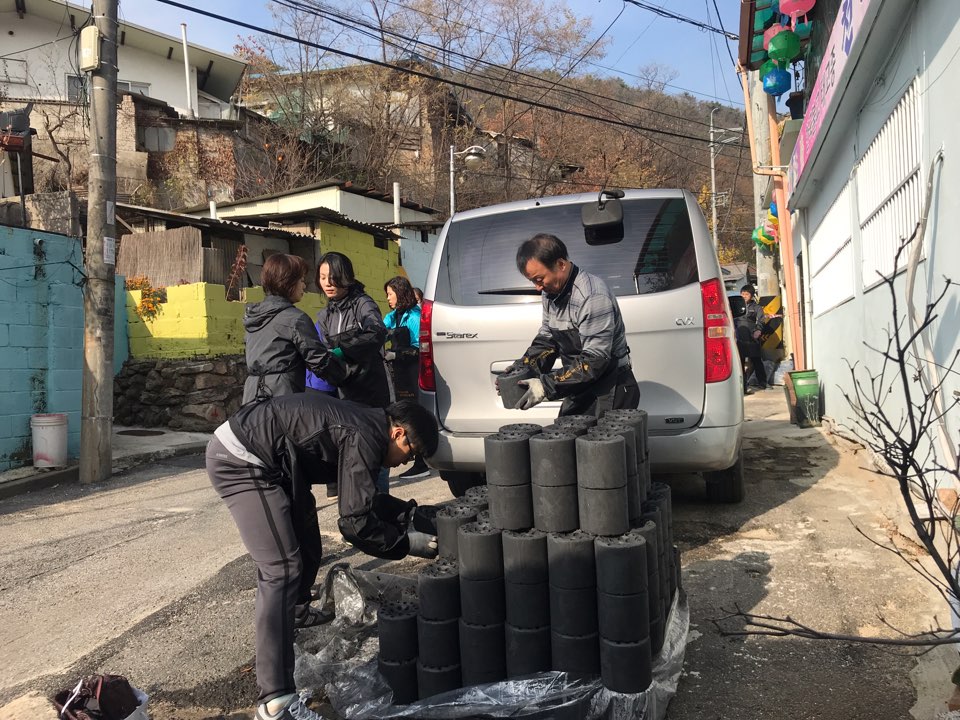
[441,471,485,498]
[704,449,744,503]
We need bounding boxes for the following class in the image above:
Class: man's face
[741,290,752,304]
[383,425,418,468]
[523,258,569,295]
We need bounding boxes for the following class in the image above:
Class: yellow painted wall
[126,222,403,359]
[316,223,402,317]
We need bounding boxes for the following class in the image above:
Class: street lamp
[709,107,743,248]
[449,144,486,216]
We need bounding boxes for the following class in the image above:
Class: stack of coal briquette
[377,410,679,703]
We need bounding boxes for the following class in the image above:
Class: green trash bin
[789,370,821,428]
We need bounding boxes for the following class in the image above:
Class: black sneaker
[399,458,430,480]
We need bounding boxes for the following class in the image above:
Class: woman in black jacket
[316,252,391,494]
[242,254,344,405]
[315,252,390,408]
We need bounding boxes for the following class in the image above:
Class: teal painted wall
[114,274,128,374]
[0,226,85,470]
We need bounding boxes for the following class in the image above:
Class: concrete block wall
[0,226,84,470]
[317,223,402,317]
[127,282,328,359]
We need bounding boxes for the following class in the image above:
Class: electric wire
[272,0,726,132]
[154,0,739,147]
[375,0,743,105]
[620,0,737,40]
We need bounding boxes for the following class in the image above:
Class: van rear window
[436,197,699,306]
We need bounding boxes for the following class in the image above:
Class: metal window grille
[856,80,922,287]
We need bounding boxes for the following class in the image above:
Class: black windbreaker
[317,284,390,408]
[228,393,416,560]
[242,295,345,404]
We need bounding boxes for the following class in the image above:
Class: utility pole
[80,0,118,484]
[709,108,719,248]
[709,107,742,250]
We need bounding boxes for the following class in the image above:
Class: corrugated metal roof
[118,202,396,241]
[181,179,438,215]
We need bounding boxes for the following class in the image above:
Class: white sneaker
[255,692,324,720]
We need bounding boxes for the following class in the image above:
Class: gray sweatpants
[206,436,303,703]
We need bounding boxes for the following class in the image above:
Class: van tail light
[418,299,436,391]
[701,278,734,383]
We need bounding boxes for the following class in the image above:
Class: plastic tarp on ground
[295,564,689,720]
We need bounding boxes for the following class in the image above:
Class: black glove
[408,531,438,558]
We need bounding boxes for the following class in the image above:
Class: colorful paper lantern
[763,217,780,240]
[769,202,778,218]
[768,29,801,63]
[759,59,782,78]
[762,67,791,96]
[780,0,815,21]
[763,23,788,50]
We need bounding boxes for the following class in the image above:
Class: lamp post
[449,144,486,216]
[708,107,743,248]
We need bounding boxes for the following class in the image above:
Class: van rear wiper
[478,287,542,295]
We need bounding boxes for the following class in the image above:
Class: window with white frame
[809,182,855,316]
[856,80,922,286]
[67,74,150,102]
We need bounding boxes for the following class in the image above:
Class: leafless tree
[715,233,960,652]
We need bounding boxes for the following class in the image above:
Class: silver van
[417,189,745,502]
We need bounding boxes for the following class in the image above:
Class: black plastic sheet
[294,564,688,720]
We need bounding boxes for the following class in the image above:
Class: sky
[118,0,746,111]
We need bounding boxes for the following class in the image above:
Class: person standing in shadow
[383,276,430,479]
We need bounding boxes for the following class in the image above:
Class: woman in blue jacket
[383,276,429,479]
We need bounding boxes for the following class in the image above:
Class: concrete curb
[0,440,209,500]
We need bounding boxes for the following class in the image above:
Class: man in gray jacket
[505,233,639,417]
[206,395,439,720]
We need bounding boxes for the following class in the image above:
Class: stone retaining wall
[114,355,246,432]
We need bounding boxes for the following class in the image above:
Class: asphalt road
[0,392,946,719]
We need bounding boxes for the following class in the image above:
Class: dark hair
[516,233,569,274]
[316,251,363,291]
[261,253,308,300]
[386,400,439,457]
[385,276,417,312]
[740,284,756,298]
[413,287,424,303]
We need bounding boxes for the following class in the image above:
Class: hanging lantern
[780,0,816,22]
[768,29,801,63]
[762,67,791,96]
[766,212,779,230]
[769,202,778,218]
[763,216,780,240]
[759,59,782,78]
[763,23,788,51]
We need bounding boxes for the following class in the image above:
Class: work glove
[517,378,546,411]
[407,530,439,559]
[384,350,397,362]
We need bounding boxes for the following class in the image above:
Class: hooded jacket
[317,284,390,408]
[242,295,344,404]
[227,393,415,559]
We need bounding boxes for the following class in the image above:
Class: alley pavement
[0,391,954,719]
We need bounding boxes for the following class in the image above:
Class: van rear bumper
[427,423,742,475]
